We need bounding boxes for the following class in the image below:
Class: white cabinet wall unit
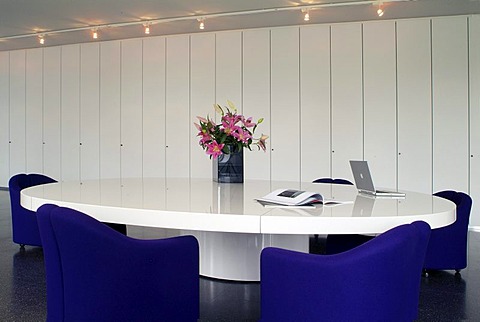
[469,15,480,228]
[243,29,271,181]
[331,23,363,181]
[190,33,215,179]
[363,21,398,189]
[120,39,143,179]
[99,41,121,180]
[270,27,300,182]
[432,17,469,193]
[165,35,190,178]
[60,45,81,182]
[143,37,166,178]
[9,50,27,177]
[396,19,432,194]
[25,48,44,174]
[43,47,61,181]
[215,31,242,112]
[300,25,331,183]
[80,43,100,181]
[0,52,9,186]
[0,15,479,228]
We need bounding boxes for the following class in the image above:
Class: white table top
[20,178,456,235]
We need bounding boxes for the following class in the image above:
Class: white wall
[0,15,479,228]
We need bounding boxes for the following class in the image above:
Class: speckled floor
[0,189,479,321]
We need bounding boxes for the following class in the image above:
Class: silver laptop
[349,160,405,197]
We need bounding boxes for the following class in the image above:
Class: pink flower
[233,128,252,144]
[206,141,225,159]
[242,117,256,128]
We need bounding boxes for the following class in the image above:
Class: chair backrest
[424,190,473,271]
[8,173,57,246]
[37,204,199,322]
[312,177,353,185]
[260,221,431,322]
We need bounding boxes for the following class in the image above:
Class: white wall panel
[190,34,215,178]
[99,41,121,179]
[43,47,61,181]
[61,45,81,181]
[469,15,480,227]
[215,31,242,111]
[397,19,432,194]
[121,39,143,179]
[331,23,363,181]
[271,27,300,181]
[432,17,469,193]
[9,50,26,177]
[0,52,9,186]
[300,25,331,182]
[25,48,44,173]
[165,35,190,178]
[243,29,271,180]
[363,21,397,189]
[80,43,100,180]
[143,37,166,178]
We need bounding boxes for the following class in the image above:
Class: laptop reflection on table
[352,194,375,217]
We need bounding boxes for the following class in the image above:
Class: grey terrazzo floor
[0,188,479,321]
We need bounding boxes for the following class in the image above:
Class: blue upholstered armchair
[424,190,472,274]
[9,173,57,247]
[37,204,199,322]
[260,221,431,322]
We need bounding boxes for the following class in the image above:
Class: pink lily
[242,117,256,128]
[233,128,252,144]
[206,141,225,159]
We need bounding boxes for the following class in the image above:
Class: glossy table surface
[21,178,456,235]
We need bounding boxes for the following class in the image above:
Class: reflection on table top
[21,178,455,235]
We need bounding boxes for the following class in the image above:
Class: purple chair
[424,190,472,274]
[9,173,57,248]
[37,204,199,322]
[261,221,431,322]
[312,177,353,185]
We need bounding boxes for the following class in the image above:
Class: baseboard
[469,226,480,233]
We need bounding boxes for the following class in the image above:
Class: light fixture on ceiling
[38,34,45,45]
[377,2,385,17]
[92,28,98,39]
[302,9,310,21]
[144,22,151,35]
[198,18,205,30]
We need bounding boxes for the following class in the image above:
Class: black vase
[213,147,244,183]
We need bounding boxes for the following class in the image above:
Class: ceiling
[1,0,479,51]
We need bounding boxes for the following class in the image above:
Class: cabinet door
[143,37,166,178]
[331,23,363,181]
[243,29,271,180]
[0,52,9,186]
[43,47,61,181]
[300,25,331,182]
[120,39,143,179]
[271,27,300,182]
[363,21,397,189]
[99,41,121,179]
[26,48,44,173]
[9,50,26,177]
[80,43,100,180]
[216,31,242,110]
[432,16,469,192]
[165,35,190,178]
[397,19,432,194]
[190,33,215,178]
[470,15,480,227]
[61,45,81,181]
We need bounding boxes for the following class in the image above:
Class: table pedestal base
[183,230,309,282]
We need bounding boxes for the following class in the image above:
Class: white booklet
[255,189,344,207]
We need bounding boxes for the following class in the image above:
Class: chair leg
[455,269,462,276]
[19,244,25,249]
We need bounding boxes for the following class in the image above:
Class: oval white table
[21,178,455,281]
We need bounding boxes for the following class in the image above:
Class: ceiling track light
[376,2,385,17]
[198,18,205,30]
[92,28,98,39]
[144,23,151,35]
[38,34,45,45]
[302,9,310,21]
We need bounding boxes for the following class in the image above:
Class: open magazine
[255,189,351,207]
